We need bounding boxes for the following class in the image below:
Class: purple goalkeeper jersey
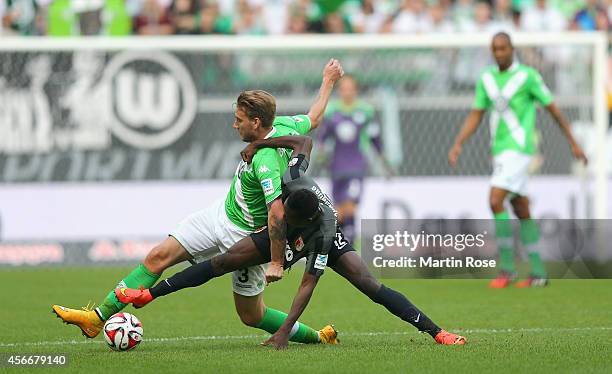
[318,100,382,179]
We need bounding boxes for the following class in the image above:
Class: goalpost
[0,33,607,219]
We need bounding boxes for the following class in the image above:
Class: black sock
[372,284,442,337]
[150,260,216,298]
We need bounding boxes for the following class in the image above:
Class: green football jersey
[225,115,312,230]
[473,62,553,156]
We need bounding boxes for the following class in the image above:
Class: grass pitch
[1,266,611,373]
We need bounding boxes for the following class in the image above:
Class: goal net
[0,33,607,257]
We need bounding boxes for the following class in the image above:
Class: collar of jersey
[264,127,277,139]
[495,61,519,73]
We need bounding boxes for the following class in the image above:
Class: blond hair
[236,90,276,128]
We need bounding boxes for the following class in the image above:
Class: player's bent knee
[510,199,530,219]
[489,198,504,213]
[143,248,170,274]
[235,303,265,327]
[234,293,265,328]
[237,310,261,327]
[512,205,526,218]
[144,239,185,274]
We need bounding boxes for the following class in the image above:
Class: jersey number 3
[237,268,249,283]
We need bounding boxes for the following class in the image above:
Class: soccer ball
[103,312,143,351]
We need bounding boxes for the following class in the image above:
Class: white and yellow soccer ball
[103,312,143,351]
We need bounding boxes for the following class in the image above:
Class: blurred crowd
[1,0,611,37]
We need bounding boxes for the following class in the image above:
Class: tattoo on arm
[269,214,286,242]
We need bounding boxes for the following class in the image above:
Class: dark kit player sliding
[116,135,466,349]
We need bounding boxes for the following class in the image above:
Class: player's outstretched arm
[241,135,313,163]
[545,103,588,164]
[307,59,344,131]
[448,109,485,167]
[261,271,319,349]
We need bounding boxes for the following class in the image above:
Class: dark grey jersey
[281,154,338,276]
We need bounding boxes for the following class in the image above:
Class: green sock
[494,211,515,273]
[255,307,320,344]
[96,264,160,320]
[520,219,546,277]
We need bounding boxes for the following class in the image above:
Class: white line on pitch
[1,327,611,348]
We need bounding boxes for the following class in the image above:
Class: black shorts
[250,228,356,269]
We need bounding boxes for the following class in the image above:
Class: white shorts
[170,198,266,297]
[490,151,532,196]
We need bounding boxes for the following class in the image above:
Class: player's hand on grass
[265,262,284,284]
[261,331,290,350]
[571,144,588,165]
[448,144,462,168]
[240,141,259,163]
[323,58,344,84]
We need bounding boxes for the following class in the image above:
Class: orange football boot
[434,330,466,345]
[489,271,517,288]
[114,287,154,308]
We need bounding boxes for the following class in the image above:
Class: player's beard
[242,132,256,143]
[237,128,252,142]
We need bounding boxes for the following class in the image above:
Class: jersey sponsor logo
[288,157,299,167]
[291,116,304,123]
[314,254,328,270]
[295,237,304,251]
[258,165,270,173]
[482,70,528,148]
[336,121,358,143]
[494,97,510,113]
[261,178,275,196]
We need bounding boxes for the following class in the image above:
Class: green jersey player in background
[52,59,344,345]
[448,32,587,288]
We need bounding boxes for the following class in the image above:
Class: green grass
[1,267,611,373]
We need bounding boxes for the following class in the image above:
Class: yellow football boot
[318,324,339,344]
[51,303,104,338]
